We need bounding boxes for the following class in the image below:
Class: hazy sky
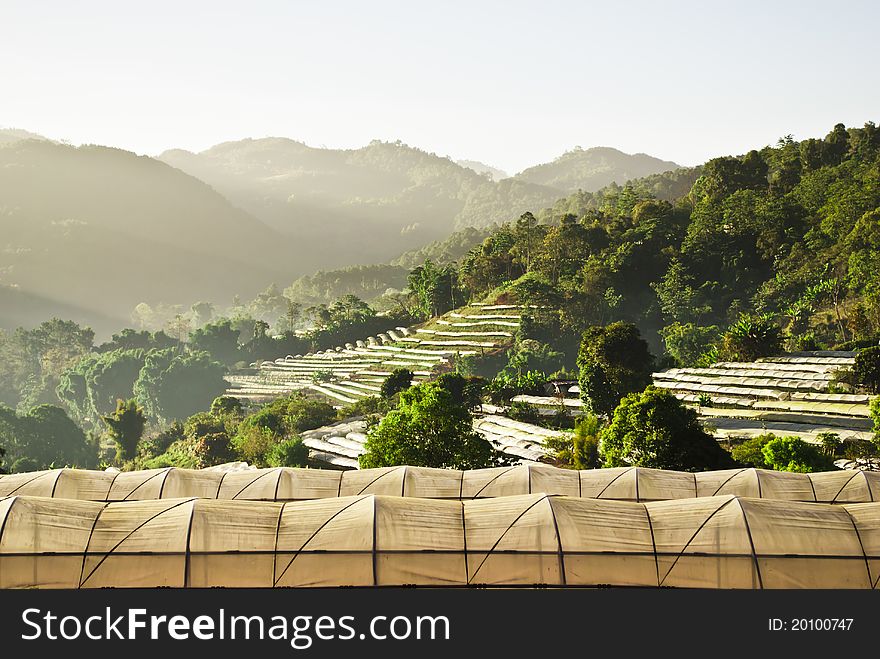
[2,0,878,173]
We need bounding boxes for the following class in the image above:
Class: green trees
[504,338,565,375]
[407,260,461,318]
[134,349,227,422]
[142,411,233,469]
[231,394,335,467]
[266,438,309,468]
[578,322,654,417]
[0,319,94,410]
[659,323,722,367]
[360,380,502,469]
[57,349,146,425]
[380,368,413,399]
[98,329,176,352]
[854,346,880,393]
[102,398,146,461]
[210,395,243,417]
[599,387,734,471]
[189,320,242,366]
[761,436,836,473]
[0,404,97,471]
[731,433,837,472]
[486,370,547,405]
[719,314,782,362]
[730,434,775,467]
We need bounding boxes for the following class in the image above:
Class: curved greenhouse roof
[1,465,879,503]
[1,493,879,588]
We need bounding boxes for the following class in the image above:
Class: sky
[1,0,878,174]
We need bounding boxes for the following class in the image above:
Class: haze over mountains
[0,127,680,335]
[0,136,290,332]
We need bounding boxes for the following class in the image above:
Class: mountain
[0,139,293,336]
[515,146,680,192]
[160,140,680,254]
[0,133,683,336]
[159,138,562,268]
[456,159,508,181]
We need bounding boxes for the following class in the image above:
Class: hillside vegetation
[408,122,880,362]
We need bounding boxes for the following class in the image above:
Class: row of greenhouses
[3,464,879,503]
[2,493,879,588]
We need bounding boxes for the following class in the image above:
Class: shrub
[506,401,542,425]
[138,421,184,461]
[210,395,243,417]
[872,397,880,446]
[854,346,880,393]
[266,437,309,468]
[311,369,334,383]
[232,425,277,466]
[719,314,782,362]
[486,371,547,404]
[504,339,565,375]
[731,434,774,468]
[545,414,602,469]
[143,438,201,469]
[817,432,843,457]
[761,436,836,473]
[336,396,387,419]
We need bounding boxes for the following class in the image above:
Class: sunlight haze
[3,0,878,172]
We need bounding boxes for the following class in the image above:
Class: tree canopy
[360,380,503,470]
[599,386,735,471]
[578,322,654,417]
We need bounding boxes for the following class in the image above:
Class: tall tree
[102,398,147,462]
[577,322,654,417]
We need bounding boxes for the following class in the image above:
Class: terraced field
[652,351,876,444]
[224,303,525,406]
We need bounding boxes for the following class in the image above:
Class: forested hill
[515,146,680,193]
[277,165,702,311]
[0,140,293,335]
[430,122,880,360]
[159,138,680,267]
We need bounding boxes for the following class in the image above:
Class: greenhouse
[1,493,879,589]
[1,465,879,503]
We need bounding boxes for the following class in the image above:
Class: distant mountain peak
[456,159,509,181]
[515,146,680,193]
